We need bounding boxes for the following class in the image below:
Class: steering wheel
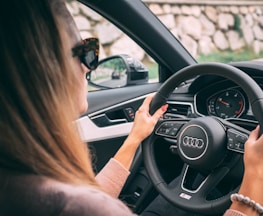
[142,62,263,215]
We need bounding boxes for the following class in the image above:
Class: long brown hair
[0,0,97,185]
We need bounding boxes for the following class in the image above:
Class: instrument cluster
[206,88,246,119]
[195,81,251,120]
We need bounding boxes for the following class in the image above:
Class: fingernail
[162,104,168,112]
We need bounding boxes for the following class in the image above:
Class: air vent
[164,103,192,119]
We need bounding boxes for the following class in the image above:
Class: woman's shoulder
[0,171,67,215]
[0,170,136,216]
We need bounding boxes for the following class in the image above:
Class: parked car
[111,70,121,79]
[75,0,263,215]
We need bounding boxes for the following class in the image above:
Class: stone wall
[67,1,263,61]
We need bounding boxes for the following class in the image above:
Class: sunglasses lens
[83,49,98,70]
[83,38,99,70]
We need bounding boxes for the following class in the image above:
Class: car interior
[74,0,263,215]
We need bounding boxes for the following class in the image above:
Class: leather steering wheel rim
[142,62,263,214]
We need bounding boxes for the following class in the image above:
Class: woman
[0,0,262,215]
[0,0,166,215]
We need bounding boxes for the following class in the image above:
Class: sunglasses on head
[72,37,99,70]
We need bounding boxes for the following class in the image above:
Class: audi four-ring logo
[182,136,205,149]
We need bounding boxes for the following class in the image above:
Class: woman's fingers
[247,125,260,142]
[138,93,155,112]
[152,104,168,122]
[139,94,168,118]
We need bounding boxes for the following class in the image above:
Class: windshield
[145,1,263,63]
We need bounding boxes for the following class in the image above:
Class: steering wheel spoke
[191,167,230,195]
[180,165,229,197]
[172,165,231,205]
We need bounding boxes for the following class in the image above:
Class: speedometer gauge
[207,89,245,119]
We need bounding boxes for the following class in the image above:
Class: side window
[67,1,159,91]
[145,2,263,63]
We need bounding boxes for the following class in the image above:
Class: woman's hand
[228,125,263,215]
[113,94,168,170]
[129,93,168,142]
[243,125,263,179]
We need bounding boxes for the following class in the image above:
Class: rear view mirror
[87,54,149,89]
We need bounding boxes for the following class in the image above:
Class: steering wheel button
[227,136,234,143]
[228,142,234,149]
[157,128,166,134]
[157,127,171,135]
[169,122,178,127]
[169,129,177,136]
[236,134,248,143]
[234,141,244,150]
[227,130,236,138]
[163,122,170,127]
[165,129,170,134]
[171,126,181,135]
[169,145,177,154]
